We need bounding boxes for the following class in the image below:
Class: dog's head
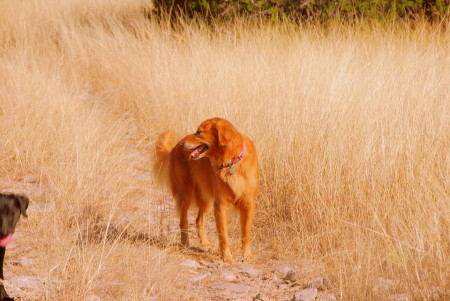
[0,193,29,243]
[183,117,242,161]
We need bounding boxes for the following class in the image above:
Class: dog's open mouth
[189,144,209,160]
[0,234,13,247]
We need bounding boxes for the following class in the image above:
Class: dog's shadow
[179,246,220,263]
[76,222,220,259]
[76,223,170,248]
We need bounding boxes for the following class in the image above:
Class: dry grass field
[0,0,448,300]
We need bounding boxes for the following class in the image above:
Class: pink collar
[220,143,245,171]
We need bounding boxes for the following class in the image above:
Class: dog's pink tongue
[0,234,13,247]
[189,149,199,160]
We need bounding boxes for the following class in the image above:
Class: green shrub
[153,0,450,22]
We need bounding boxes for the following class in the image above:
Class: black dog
[0,192,29,301]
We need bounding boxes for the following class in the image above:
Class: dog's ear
[217,128,233,146]
[14,195,29,218]
[216,122,235,146]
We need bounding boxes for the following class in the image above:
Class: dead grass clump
[0,0,448,299]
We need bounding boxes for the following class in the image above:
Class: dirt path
[112,115,339,301]
[137,188,335,301]
[0,103,339,301]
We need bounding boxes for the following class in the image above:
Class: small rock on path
[292,288,318,301]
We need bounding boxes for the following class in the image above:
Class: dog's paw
[222,249,234,264]
[200,241,213,248]
[243,249,253,261]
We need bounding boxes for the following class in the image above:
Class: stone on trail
[11,257,35,267]
[274,264,299,275]
[283,270,296,283]
[306,277,329,290]
[292,288,318,301]
[7,276,47,290]
[239,267,261,277]
[189,272,210,282]
[318,294,337,301]
[213,268,237,281]
[211,280,251,293]
[180,259,201,269]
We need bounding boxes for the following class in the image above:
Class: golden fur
[153,117,259,263]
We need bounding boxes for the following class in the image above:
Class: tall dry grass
[0,0,448,300]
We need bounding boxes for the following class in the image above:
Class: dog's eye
[195,130,201,137]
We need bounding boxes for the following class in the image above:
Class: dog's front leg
[239,198,255,260]
[214,201,233,263]
[0,247,14,301]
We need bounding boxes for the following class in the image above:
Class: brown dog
[0,192,29,301]
[153,117,259,263]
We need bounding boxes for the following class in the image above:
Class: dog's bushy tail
[152,131,174,189]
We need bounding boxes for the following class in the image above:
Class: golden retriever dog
[153,117,259,263]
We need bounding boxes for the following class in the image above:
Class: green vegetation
[154,0,449,22]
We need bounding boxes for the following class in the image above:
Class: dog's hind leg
[196,199,213,247]
[177,195,192,247]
